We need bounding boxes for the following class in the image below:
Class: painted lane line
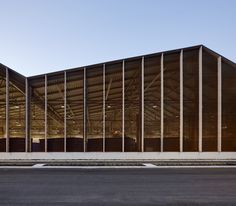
[32,164,45,168]
[143,163,157,168]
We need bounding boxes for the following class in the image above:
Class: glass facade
[124,59,141,152]
[144,55,161,152]
[86,66,103,152]
[183,49,199,151]
[0,67,6,152]
[66,70,84,152]
[9,70,26,152]
[222,60,236,151]
[163,53,180,151]
[0,46,236,152]
[30,76,45,152]
[47,73,65,152]
[105,62,123,152]
[202,50,218,151]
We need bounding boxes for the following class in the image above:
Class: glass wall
[202,50,218,151]
[47,73,64,152]
[2,46,236,153]
[105,62,122,152]
[30,77,45,152]
[9,71,26,152]
[86,66,103,152]
[222,60,236,151]
[163,53,180,151]
[0,68,6,152]
[183,50,199,151]
[124,59,141,152]
[144,56,161,151]
[66,70,84,152]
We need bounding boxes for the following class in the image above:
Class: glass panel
[202,50,217,151]
[0,68,6,152]
[125,59,141,152]
[222,60,236,151]
[47,73,64,152]
[183,49,199,151]
[30,77,45,152]
[66,70,84,152]
[163,53,180,151]
[144,55,161,151]
[105,62,122,151]
[9,71,26,152]
[86,66,103,151]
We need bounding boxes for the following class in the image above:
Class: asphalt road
[0,168,235,205]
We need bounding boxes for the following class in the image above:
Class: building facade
[0,45,236,159]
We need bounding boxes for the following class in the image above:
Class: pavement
[0,168,235,205]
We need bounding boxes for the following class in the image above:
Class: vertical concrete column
[217,56,222,152]
[180,50,183,152]
[64,71,67,152]
[122,60,125,152]
[83,67,87,152]
[25,78,31,152]
[141,57,144,152]
[103,64,106,152]
[199,46,203,152]
[44,75,47,152]
[160,53,164,152]
[5,67,9,152]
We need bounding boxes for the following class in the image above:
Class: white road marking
[143,163,157,168]
[32,164,45,168]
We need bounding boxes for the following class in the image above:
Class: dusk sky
[0,0,235,76]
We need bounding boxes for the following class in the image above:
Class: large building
[0,45,236,159]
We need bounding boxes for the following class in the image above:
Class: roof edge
[28,44,203,80]
[2,44,236,80]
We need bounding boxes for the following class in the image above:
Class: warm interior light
[16,122,21,126]
[32,138,40,143]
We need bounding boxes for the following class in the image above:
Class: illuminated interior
[0,45,235,152]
